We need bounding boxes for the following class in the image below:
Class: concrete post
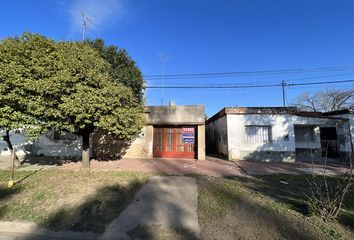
[197,125,206,160]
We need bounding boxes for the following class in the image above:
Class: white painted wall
[226,114,295,160]
[225,114,349,160]
[0,129,82,158]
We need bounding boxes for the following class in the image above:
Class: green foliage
[0,33,41,132]
[0,33,145,153]
[86,39,145,103]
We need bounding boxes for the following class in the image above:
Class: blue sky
[1,0,354,116]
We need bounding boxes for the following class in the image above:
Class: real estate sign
[182,127,195,143]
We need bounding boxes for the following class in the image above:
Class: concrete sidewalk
[102,176,200,240]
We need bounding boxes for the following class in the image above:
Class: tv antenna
[81,10,95,41]
[159,53,169,106]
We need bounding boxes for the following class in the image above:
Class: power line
[287,79,354,87]
[144,66,354,80]
[146,84,281,89]
[145,79,354,89]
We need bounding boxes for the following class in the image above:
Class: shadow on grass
[198,177,327,240]
[0,185,23,202]
[0,185,24,219]
[39,179,146,234]
[234,174,354,232]
[0,169,43,219]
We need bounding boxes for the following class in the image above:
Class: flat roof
[323,108,354,116]
[206,106,345,124]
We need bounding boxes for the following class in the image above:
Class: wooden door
[153,126,196,159]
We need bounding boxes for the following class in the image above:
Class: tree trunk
[3,130,21,165]
[82,133,90,168]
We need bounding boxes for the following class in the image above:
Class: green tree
[34,38,145,167]
[0,33,145,168]
[0,34,51,164]
[86,39,145,103]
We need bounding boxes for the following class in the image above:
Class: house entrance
[153,126,197,159]
[320,127,338,158]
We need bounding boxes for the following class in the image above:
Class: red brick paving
[60,158,248,177]
[59,158,347,177]
[235,160,347,175]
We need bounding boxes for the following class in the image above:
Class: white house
[206,107,352,162]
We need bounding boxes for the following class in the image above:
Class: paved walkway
[235,160,347,175]
[1,155,347,177]
[101,176,200,240]
[60,158,248,177]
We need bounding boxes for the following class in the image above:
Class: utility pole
[281,80,286,107]
[81,10,88,41]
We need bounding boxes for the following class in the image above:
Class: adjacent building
[206,107,352,162]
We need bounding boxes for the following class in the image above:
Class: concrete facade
[0,105,206,161]
[206,107,352,162]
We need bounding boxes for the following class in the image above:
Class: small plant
[306,145,353,222]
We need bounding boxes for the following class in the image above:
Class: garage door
[153,126,196,159]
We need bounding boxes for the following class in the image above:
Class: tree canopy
[293,89,354,112]
[0,33,145,167]
[86,39,145,103]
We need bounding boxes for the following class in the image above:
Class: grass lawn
[197,175,354,240]
[0,169,151,233]
[1,169,353,240]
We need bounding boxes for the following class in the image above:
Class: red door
[153,126,196,159]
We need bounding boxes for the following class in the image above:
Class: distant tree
[0,33,145,168]
[294,89,354,112]
[86,39,145,104]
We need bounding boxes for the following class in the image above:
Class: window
[53,130,79,141]
[153,128,162,151]
[294,126,315,142]
[245,125,272,143]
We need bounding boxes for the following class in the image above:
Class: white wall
[226,114,349,160]
[0,129,82,158]
[227,114,295,160]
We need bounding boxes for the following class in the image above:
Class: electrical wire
[144,66,354,80]
[146,79,354,89]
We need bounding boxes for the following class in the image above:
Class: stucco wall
[92,126,153,159]
[224,114,350,162]
[147,105,205,125]
[227,114,295,161]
